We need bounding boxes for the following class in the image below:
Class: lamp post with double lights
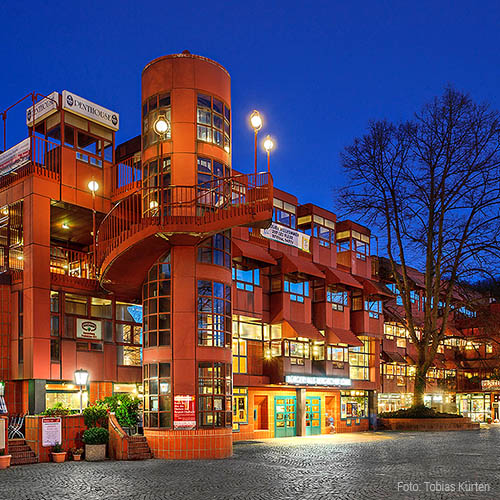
[263,135,274,173]
[250,110,262,175]
[88,180,99,278]
[74,369,89,414]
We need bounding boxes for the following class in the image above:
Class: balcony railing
[112,156,142,196]
[0,136,60,189]
[50,246,93,279]
[96,172,273,269]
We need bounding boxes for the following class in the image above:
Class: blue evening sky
[2,0,500,217]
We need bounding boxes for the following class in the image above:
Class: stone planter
[85,444,106,461]
[0,454,12,469]
[51,452,67,463]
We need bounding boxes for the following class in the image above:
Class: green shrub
[83,427,109,445]
[379,404,462,419]
[101,394,140,429]
[83,403,108,428]
[51,443,63,453]
[42,402,72,416]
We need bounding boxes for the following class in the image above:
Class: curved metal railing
[96,172,273,269]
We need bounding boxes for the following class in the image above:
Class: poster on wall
[260,222,310,252]
[76,318,102,340]
[173,395,196,430]
[42,417,62,447]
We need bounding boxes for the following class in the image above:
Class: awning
[326,327,363,347]
[358,278,394,298]
[321,267,363,289]
[232,239,277,265]
[382,350,407,363]
[282,320,325,341]
[280,254,325,279]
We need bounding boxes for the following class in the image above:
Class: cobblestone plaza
[1,427,499,500]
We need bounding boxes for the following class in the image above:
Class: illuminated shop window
[232,338,247,374]
[327,346,348,363]
[46,383,88,411]
[232,388,248,431]
[272,198,296,228]
[349,338,372,380]
[198,362,232,428]
[269,338,311,365]
[144,362,171,428]
[143,252,171,347]
[340,391,368,419]
[198,231,231,268]
[297,215,335,247]
[326,287,348,311]
[232,266,260,291]
[196,94,230,152]
[142,158,171,217]
[143,92,171,148]
[232,315,267,341]
[284,277,309,303]
[197,280,232,347]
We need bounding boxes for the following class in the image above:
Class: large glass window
[143,253,171,347]
[340,391,368,418]
[297,215,335,247]
[284,277,309,303]
[232,338,247,374]
[349,338,372,380]
[142,158,171,217]
[144,362,171,428]
[143,93,171,148]
[232,315,266,341]
[116,303,143,366]
[326,287,348,311]
[272,198,296,228]
[196,157,231,212]
[232,388,248,431]
[197,280,231,347]
[50,291,60,362]
[197,362,232,428]
[198,231,231,268]
[365,300,382,319]
[196,94,230,152]
[232,266,260,291]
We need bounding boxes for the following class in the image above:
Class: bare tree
[339,88,500,405]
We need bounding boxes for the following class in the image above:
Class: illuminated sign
[62,90,119,131]
[173,395,196,430]
[481,379,500,391]
[26,92,59,126]
[76,319,102,340]
[0,138,31,176]
[285,375,351,387]
[261,223,310,252]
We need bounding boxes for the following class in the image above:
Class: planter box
[0,454,12,469]
[51,452,67,463]
[379,417,480,431]
[85,444,106,461]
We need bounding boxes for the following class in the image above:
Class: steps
[8,439,38,466]
[127,436,153,460]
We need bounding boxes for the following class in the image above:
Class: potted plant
[51,443,67,463]
[82,427,108,461]
[0,449,12,469]
[71,447,84,461]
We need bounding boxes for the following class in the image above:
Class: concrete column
[28,379,46,415]
[368,390,378,430]
[296,388,307,436]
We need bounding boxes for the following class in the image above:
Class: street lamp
[153,116,170,137]
[88,180,99,278]
[250,110,262,175]
[74,369,89,414]
[263,135,274,173]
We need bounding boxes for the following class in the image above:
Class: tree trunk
[414,365,427,407]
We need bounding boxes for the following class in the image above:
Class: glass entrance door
[306,397,321,435]
[274,396,296,437]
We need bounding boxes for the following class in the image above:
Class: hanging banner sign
[76,318,102,340]
[62,90,119,131]
[0,138,31,177]
[42,417,62,447]
[261,222,310,252]
[173,395,196,430]
[26,92,60,126]
[481,379,500,391]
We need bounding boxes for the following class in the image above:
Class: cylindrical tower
[141,52,233,459]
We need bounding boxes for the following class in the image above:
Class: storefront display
[340,391,368,419]
[456,393,491,422]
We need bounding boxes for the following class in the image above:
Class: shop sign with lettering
[76,319,102,340]
[261,223,310,252]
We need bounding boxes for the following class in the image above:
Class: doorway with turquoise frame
[274,395,296,437]
[306,396,321,435]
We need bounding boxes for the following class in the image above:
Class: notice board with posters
[173,395,196,430]
[42,417,62,447]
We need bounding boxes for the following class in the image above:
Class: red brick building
[0,51,498,459]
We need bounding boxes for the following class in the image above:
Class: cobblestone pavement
[1,427,500,500]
